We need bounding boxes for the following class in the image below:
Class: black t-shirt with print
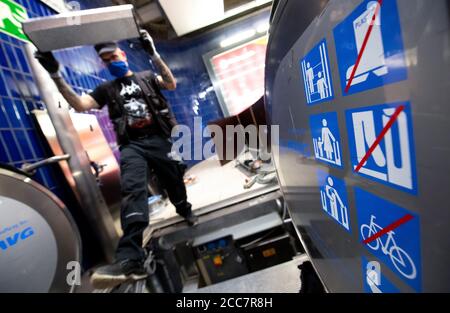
[90,74,160,139]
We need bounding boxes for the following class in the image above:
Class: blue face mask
[107,61,129,78]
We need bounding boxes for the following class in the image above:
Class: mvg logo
[0,227,35,251]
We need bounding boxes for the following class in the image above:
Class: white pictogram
[361,215,416,280]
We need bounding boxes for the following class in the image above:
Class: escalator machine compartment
[194,236,248,286]
[242,233,295,272]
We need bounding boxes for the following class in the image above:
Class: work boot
[184,212,199,226]
[90,259,147,289]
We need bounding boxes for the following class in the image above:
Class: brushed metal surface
[25,43,118,262]
[266,0,450,292]
[22,5,139,52]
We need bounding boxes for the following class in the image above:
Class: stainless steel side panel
[266,0,450,292]
[24,43,118,262]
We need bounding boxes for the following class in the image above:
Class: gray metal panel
[193,211,283,246]
[267,0,450,292]
[148,185,280,231]
[22,5,139,52]
[150,190,283,247]
[190,256,307,293]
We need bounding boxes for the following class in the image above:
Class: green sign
[0,0,29,42]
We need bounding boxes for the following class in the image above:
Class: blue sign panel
[317,170,351,231]
[345,102,417,194]
[300,39,334,105]
[333,0,407,95]
[309,112,343,168]
[362,257,400,293]
[355,188,422,292]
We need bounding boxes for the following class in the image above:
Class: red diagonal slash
[363,214,414,244]
[354,105,405,173]
[345,0,383,93]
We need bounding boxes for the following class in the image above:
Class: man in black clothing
[35,30,197,289]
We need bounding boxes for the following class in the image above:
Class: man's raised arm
[34,51,99,112]
[139,29,177,90]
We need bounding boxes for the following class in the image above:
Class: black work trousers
[115,134,191,261]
